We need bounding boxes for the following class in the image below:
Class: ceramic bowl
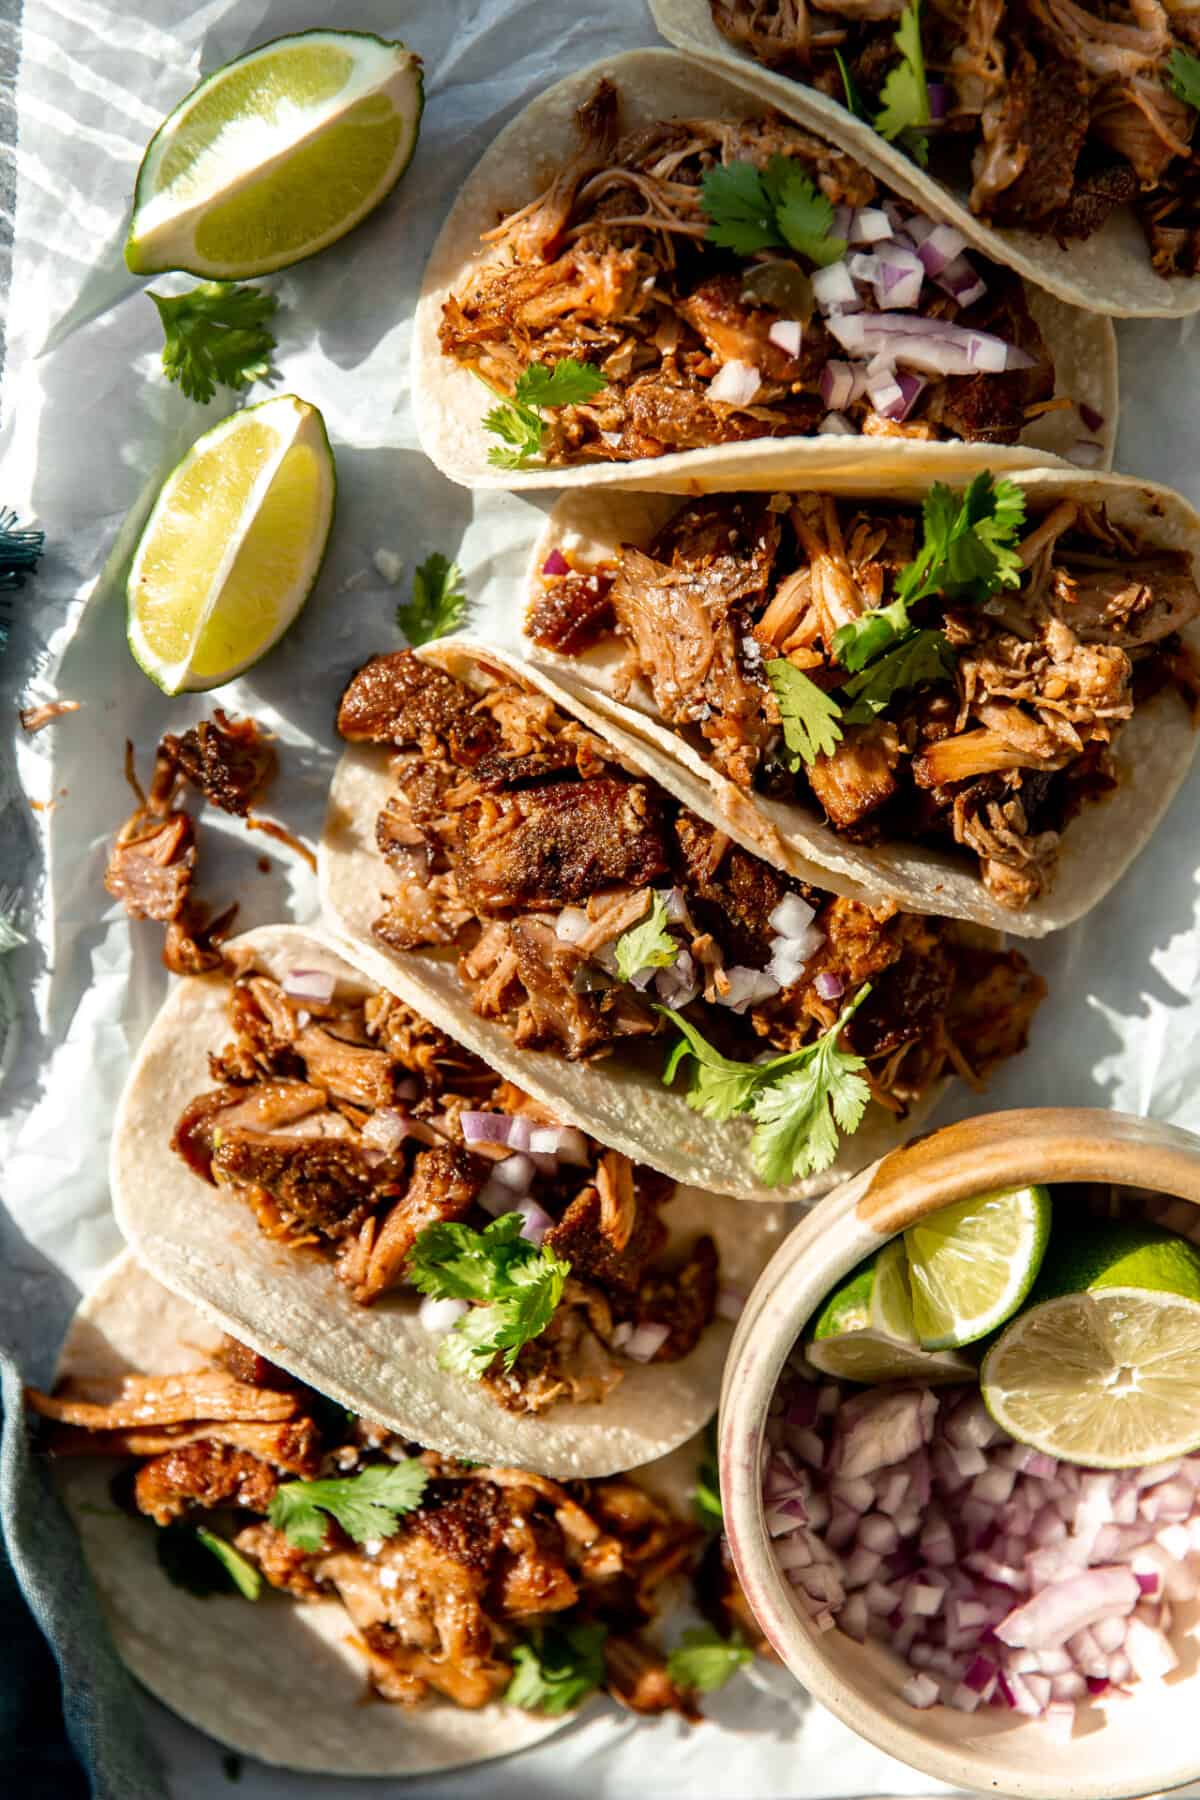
[719,1107,1200,1800]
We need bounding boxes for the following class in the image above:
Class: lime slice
[127,394,335,694]
[982,1220,1200,1467]
[904,1183,1051,1351]
[127,31,423,277]
[807,1241,975,1384]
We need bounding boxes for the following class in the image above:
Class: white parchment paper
[2,2,1200,1796]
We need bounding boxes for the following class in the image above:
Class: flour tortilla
[317,641,996,1204]
[112,924,786,1476]
[524,466,1200,939]
[412,47,1117,492]
[49,1254,695,1775]
[650,1,1200,321]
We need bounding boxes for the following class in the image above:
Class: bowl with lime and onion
[719,1108,1200,1800]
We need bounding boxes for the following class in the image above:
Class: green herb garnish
[840,627,954,723]
[156,1521,262,1600]
[268,1460,429,1552]
[397,551,468,646]
[701,157,847,265]
[766,658,844,770]
[484,360,609,469]
[614,891,679,983]
[407,1213,571,1379]
[505,1622,609,1715]
[667,1626,753,1693]
[874,0,931,167]
[149,281,277,406]
[693,1418,723,1533]
[1168,47,1200,111]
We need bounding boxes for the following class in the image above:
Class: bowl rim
[719,1106,1200,1800]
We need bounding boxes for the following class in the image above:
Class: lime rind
[904,1182,1052,1351]
[127,30,423,278]
[981,1286,1200,1469]
[808,1240,975,1384]
[126,393,335,695]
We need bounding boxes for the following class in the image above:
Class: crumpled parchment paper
[3,2,1200,1795]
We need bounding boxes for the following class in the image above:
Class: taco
[320,641,1044,1204]
[413,49,1116,491]
[650,0,1200,319]
[111,923,777,1478]
[523,466,1200,938]
[28,1254,717,1775]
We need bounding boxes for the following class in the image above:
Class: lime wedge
[904,1183,1051,1351]
[982,1220,1200,1467]
[127,394,335,694]
[127,30,423,277]
[807,1240,975,1384]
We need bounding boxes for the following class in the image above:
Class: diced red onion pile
[765,1368,1198,1736]
[556,889,828,1013]
[701,202,1042,435]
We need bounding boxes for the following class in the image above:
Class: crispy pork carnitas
[335,649,1043,1186]
[104,711,278,975]
[171,953,719,1415]
[27,1343,716,1718]
[708,0,1200,276]
[528,477,1200,911]
[439,76,1085,468]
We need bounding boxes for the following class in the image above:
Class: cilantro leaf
[505,1623,609,1715]
[840,628,954,724]
[1169,47,1200,112]
[833,48,868,121]
[408,1213,571,1379]
[659,1008,773,1121]
[667,1626,753,1694]
[874,0,931,166]
[149,282,277,406]
[397,552,467,647]
[268,1460,429,1552]
[615,891,678,983]
[748,990,871,1185]
[833,473,1026,670]
[693,1418,723,1533]
[484,360,608,469]
[702,158,846,265]
[767,658,844,769]
[156,1522,261,1600]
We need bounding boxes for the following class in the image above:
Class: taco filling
[171,954,721,1413]
[27,1343,716,1717]
[528,474,1200,911]
[335,649,1043,1185]
[439,75,1083,467]
[708,0,1200,277]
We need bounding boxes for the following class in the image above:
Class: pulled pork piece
[542,1157,671,1299]
[526,567,616,655]
[338,650,483,750]
[160,710,275,816]
[455,777,669,910]
[338,1145,484,1304]
[212,1132,401,1240]
[26,1371,299,1430]
[135,1440,287,1525]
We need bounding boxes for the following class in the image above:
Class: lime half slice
[127,393,335,694]
[981,1287,1200,1468]
[807,1240,975,1384]
[905,1183,1051,1351]
[127,30,423,277]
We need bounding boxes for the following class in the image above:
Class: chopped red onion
[768,319,803,357]
[418,1294,469,1334]
[866,367,905,419]
[769,894,816,938]
[528,1124,589,1166]
[708,359,761,406]
[512,1194,553,1246]
[623,1321,670,1363]
[932,252,988,309]
[814,971,845,1002]
[1079,401,1105,433]
[850,207,892,244]
[360,1108,410,1153]
[818,359,866,411]
[830,204,854,242]
[461,1111,517,1147]
[542,547,570,577]
[718,965,781,1013]
[818,411,857,436]
[916,222,967,277]
[555,906,590,945]
[655,948,700,1010]
[903,1671,939,1708]
[717,1285,746,1322]
[828,310,1031,377]
[811,260,859,313]
[848,251,881,288]
[927,80,948,119]
[283,967,337,1005]
[873,245,925,310]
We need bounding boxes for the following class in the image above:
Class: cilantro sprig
[407,1213,571,1380]
[840,627,954,724]
[156,1522,262,1600]
[766,659,844,770]
[701,157,847,265]
[615,891,679,983]
[268,1460,429,1551]
[484,361,609,469]
[1168,47,1200,112]
[149,281,277,406]
[693,1418,723,1533]
[667,1626,753,1694]
[833,472,1026,671]
[505,1623,608,1715]
[397,552,467,646]
[874,0,931,167]
[660,988,871,1185]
